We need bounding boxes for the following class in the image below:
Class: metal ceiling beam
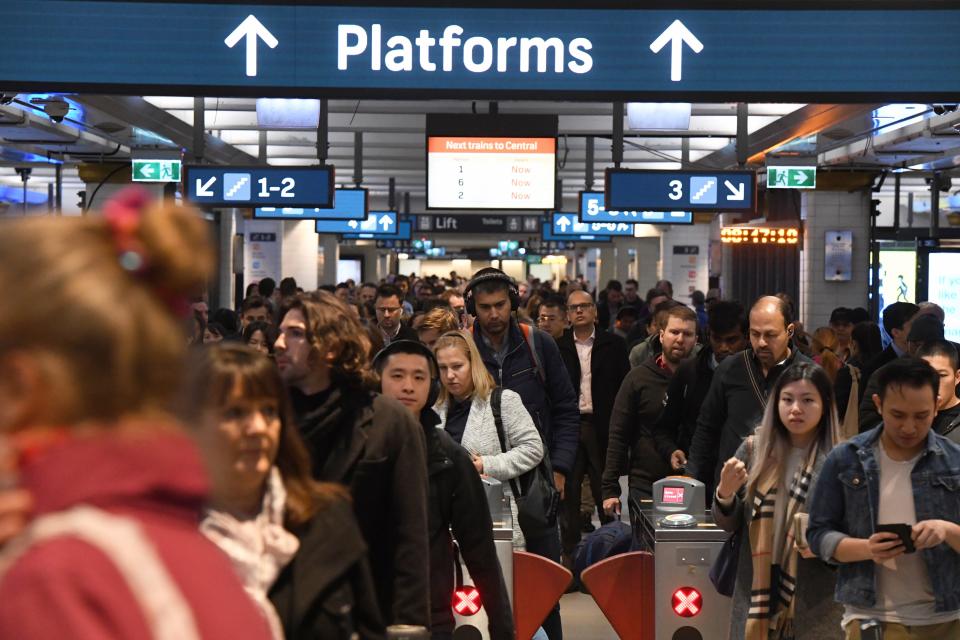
[73,95,255,165]
[697,103,883,169]
[820,110,960,168]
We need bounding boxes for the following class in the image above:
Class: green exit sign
[767,166,816,189]
[132,159,181,183]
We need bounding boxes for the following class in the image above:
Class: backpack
[572,521,636,590]
[518,323,547,387]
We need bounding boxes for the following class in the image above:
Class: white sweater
[435,389,544,549]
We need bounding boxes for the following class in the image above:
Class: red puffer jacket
[0,428,272,640]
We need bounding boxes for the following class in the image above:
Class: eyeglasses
[568,303,595,312]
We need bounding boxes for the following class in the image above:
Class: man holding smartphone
[807,358,960,640]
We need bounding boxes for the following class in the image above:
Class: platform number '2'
[258,177,296,198]
[668,179,683,201]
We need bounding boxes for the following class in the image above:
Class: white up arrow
[649,19,704,82]
[724,180,745,201]
[347,220,358,229]
[379,214,394,230]
[557,215,571,232]
[195,177,216,197]
[224,15,279,77]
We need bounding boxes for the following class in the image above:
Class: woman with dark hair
[204,321,227,344]
[243,320,277,356]
[713,363,843,640]
[180,343,383,640]
[848,321,883,371]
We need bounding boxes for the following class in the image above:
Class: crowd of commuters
[0,189,958,640]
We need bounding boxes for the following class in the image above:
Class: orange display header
[428,136,556,154]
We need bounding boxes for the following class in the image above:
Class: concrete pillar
[598,247,617,289]
[634,237,660,290]
[281,220,319,292]
[216,208,240,310]
[615,240,635,282]
[800,190,870,329]
[318,234,339,286]
[659,224,711,299]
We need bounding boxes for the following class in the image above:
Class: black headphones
[372,339,442,408]
[463,268,520,316]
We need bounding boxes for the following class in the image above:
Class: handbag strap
[490,387,523,498]
[744,350,767,408]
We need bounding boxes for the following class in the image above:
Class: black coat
[270,496,385,640]
[556,327,631,457]
[291,386,430,628]
[422,410,514,639]
[652,347,715,464]
[601,357,674,499]
[686,348,812,493]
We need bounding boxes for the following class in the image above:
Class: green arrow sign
[767,166,816,189]
[132,159,182,183]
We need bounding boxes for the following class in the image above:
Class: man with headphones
[687,295,813,496]
[464,267,579,640]
[375,340,514,640]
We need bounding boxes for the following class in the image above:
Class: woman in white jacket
[433,330,544,549]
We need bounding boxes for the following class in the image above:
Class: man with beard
[275,292,430,628]
[601,305,698,522]
[653,300,748,473]
[686,296,812,494]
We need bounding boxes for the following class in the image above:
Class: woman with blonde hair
[0,188,272,639]
[433,330,543,548]
[713,363,843,640]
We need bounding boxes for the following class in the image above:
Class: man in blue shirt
[808,357,960,640]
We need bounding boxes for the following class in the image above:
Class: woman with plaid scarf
[713,363,844,639]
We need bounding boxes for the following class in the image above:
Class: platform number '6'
[668,179,683,201]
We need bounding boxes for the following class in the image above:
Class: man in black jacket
[652,301,748,472]
[686,296,813,494]
[466,267,579,640]
[857,301,921,430]
[557,290,631,563]
[601,305,698,522]
[276,292,430,628]
[375,340,514,640]
[376,283,419,344]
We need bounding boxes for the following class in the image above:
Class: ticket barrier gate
[635,477,732,640]
[452,478,514,639]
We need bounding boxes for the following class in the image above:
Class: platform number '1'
[258,177,296,198]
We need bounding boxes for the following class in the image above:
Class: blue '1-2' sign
[605,169,756,213]
[2,3,959,99]
[579,191,692,224]
[185,165,334,208]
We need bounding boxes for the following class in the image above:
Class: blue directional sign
[316,211,397,235]
[579,192,693,225]
[542,226,611,243]
[606,169,756,213]
[342,220,412,241]
[185,165,334,208]
[2,4,959,100]
[254,188,367,220]
[551,213,634,237]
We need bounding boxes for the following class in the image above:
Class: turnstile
[637,505,731,640]
[453,478,514,639]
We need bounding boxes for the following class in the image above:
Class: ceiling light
[256,98,320,129]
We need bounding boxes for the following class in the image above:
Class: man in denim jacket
[807,357,960,640]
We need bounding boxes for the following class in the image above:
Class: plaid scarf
[744,444,817,640]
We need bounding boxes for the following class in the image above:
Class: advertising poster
[878,249,916,315]
[926,252,960,342]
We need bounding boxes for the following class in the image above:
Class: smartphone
[876,523,915,554]
[859,619,883,640]
[793,512,809,548]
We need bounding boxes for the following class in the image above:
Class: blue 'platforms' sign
[1,3,958,99]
